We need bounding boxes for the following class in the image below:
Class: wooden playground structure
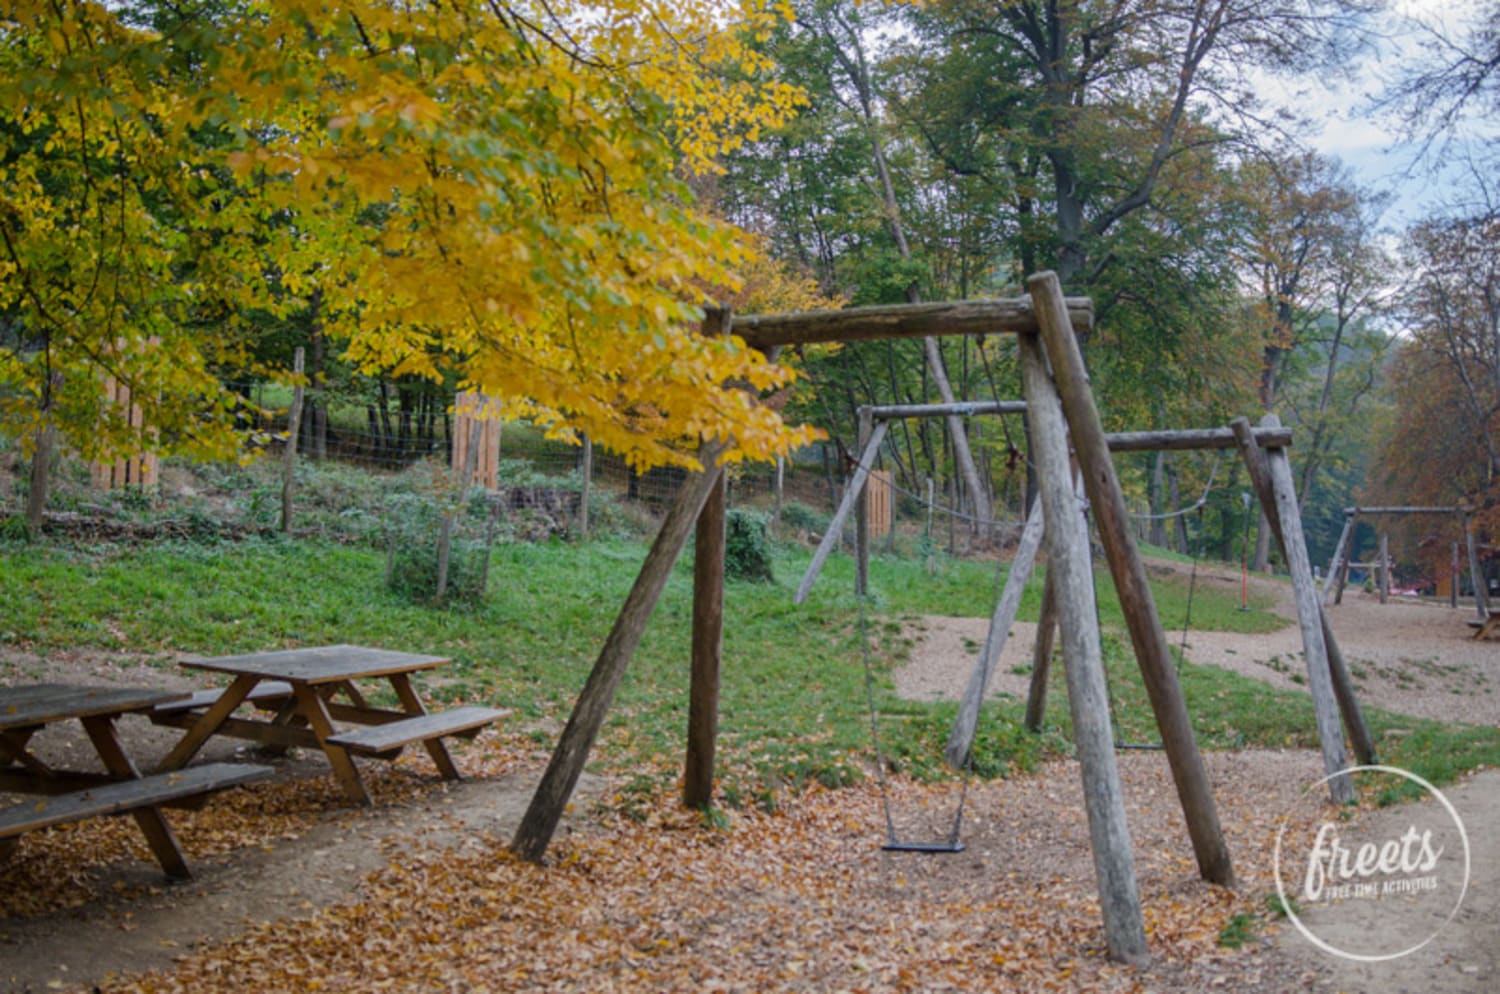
[506,274,1377,964]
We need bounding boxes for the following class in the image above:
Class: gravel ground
[892,559,1500,994]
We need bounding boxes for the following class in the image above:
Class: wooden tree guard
[90,369,159,490]
[1019,323,1149,964]
[1029,271,1234,888]
[452,391,502,489]
[867,470,894,540]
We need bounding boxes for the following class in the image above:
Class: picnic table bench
[0,684,271,878]
[1470,614,1500,640]
[151,645,509,805]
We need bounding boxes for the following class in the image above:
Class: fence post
[281,347,305,535]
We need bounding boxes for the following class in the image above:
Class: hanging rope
[856,591,967,852]
[1126,454,1222,522]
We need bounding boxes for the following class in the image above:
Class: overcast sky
[1287,0,1496,228]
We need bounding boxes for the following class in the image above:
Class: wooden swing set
[507,273,1373,964]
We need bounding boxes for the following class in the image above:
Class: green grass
[2,532,1495,809]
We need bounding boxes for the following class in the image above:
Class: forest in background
[2,0,1499,582]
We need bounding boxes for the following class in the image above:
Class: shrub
[778,501,827,534]
[382,491,494,605]
[725,508,773,583]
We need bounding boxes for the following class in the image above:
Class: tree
[1378,1,1500,151]
[0,0,818,526]
[1388,208,1500,493]
[898,0,1372,290]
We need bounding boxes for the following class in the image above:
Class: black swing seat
[882,839,965,854]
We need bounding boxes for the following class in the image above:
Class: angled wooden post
[512,438,729,862]
[1322,512,1355,604]
[1254,415,1353,803]
[1024,567,1059,732]
[1019,328,1148,964]
[684,307,733,810]
[1333,511,1359,605]
[1230,417,1375,768]
[945,494,1044,767]
[1028,271,1234,888]
[793,419,889,604]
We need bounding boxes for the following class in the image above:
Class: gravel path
[895,563,1500,727]
[892,558,1500,994]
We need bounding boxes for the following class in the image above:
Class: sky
[1284,0,1496,229]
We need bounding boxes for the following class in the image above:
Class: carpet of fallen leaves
[29,747,1334,994]
[0,763,436,920]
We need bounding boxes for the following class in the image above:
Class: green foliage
[382,492,493,606]
[4,528,1498,815]
[777,501,828,534]
[725,509,774,583]
[1217,911,1260,949]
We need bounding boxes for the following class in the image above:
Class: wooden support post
[1462,510,1489,619]
[1028,271,1235,888]
[945,494,1044,767]
[793,420,890,604]
[1230,418,1375,768]
[1024,567,1059,733]
[772,455,785,529]
[1452,542,1460,609]
[1323,513,1355,605]
[1253,415,1353,803]
[684,307,732,811]
[578,435,592,540]
[281,347,305,535]
[512,439,729,863]
[684,466,727,809]
[855,406,873,597]
[1334,512,1359,605]
[1378,533,1391,604]
[1019,328,1148,964]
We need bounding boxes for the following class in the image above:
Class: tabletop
[180,644,450,684]
[0,684,189,730]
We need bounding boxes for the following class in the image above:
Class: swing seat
[882,840,965,854]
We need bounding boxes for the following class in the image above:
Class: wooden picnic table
[152,645,507,805]
[1,683,270,878]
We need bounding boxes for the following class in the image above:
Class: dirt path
[894,562,1500,992]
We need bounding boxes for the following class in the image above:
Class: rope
[856,591,968,849]
[1125,455,1222,522]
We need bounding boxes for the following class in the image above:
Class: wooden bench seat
[0,762,273,840]
[152,682,295,716]
[325,706,508,757]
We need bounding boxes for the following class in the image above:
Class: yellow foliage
[0,0,816,470]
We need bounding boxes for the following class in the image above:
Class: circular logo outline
[1272,764,1471,963]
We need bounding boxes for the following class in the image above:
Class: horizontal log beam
[731,298,1094,350]
[1342,506,1460,516]
[862,408,1296,453]
[1104,427,1292,452]
[868,401,1028,419]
